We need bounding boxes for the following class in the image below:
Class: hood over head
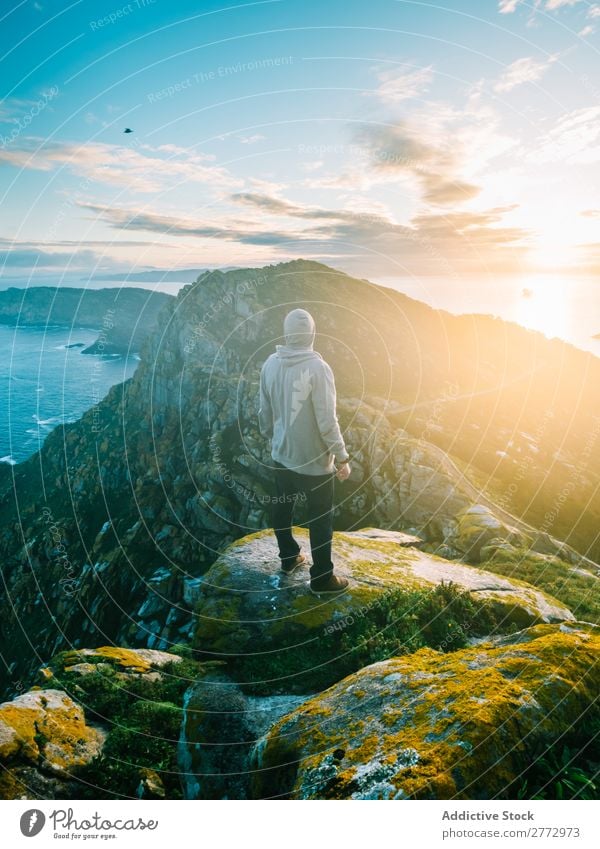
[283,308,316,349]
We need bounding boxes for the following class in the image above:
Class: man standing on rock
[259,308,351,594]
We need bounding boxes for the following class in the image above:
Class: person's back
[260,345,346,476]
[259,308,351,594]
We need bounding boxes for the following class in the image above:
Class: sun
[515,275,569,341]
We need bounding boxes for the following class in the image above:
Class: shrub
[237,582,510,695]
[514,714,600,800]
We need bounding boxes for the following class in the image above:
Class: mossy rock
[451,505,530,563]
[474,547,600,627]
[46,646,185,682]
[192,528,573,692]
[0,688,106,799]
[178,671,307,799]
[52,648,210,800]
[250,622,600,799]
[0,646,213,800]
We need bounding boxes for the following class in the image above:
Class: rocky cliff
[3,625,597,800]
[0,533,596,800]
[0,260,599,728]
[250,621,600,800]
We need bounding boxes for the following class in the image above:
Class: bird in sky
[123,128,133,134]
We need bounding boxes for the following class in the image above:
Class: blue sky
[1,0,599,279]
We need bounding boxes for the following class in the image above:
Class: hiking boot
[281,553,307,575]
[310,574,349,595]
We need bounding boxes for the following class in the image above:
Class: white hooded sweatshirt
[258,309,349,475]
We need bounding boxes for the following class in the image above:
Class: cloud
[354,123,481,205]
[355,123,440,171]
[574,242,600,273]
[499,0,520,12]
[533,106,600,164]
[298,94,515,203]
[73,191,531,275]
[239,134,266,144]
[0,232,221,276]
[371,65,434,104]
[231,193,304,216]
[418,173,481,204]
[0,91,58,128]
[311,204,529,274]
[579,25,595,36]
[78,202,299,246]
[494,56,557,93]
[545,0,583,9]
[0,236,188,273]
[589,5,600,17]
[0,137,239,193]
[302,160,323,173]
[499,0,584,11]
[0,236,168,248]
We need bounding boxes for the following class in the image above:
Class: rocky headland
[0,285,172,356]
[0,260,599,800]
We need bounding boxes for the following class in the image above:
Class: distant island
[85,267,235,284]
[0,286,173,356]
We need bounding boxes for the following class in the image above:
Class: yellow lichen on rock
[195,528,574,661]
[54,646,183,677]
[250,623,600,799]
[0,688,106,798]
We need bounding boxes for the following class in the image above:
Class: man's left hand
[336,461,351,481]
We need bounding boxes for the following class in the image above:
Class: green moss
[254,625,600,799]
[234,582,514,696]
[271,585,381,633]
[57,646,159,673]
[226,527,282,548]
[194,594,244,643]
[482,547,600,624]
[46,655,207,799]
[76,700,184,799]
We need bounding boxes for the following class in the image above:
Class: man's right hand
[336,461,351,481]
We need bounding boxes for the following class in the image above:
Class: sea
[0,275,183,465]
[377,273,600,359]
[1,271,598,465]
[0,324,139,465]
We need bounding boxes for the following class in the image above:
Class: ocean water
[0,276,186,465]
[0,324,138,464]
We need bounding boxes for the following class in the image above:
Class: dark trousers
[271,462,335,582]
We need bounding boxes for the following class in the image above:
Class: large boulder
[39,645,185,683]
[193,528,574,691]
[178,673,307,799]
[250,622,600,799]
[449,504,529,562]
[0,688,106,799]
[0,645,206,800]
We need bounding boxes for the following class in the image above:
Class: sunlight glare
[515,275,570,341]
